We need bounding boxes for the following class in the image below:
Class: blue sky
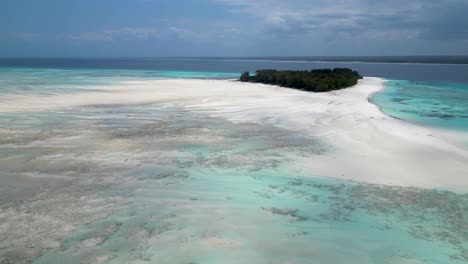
[1,0,467,57]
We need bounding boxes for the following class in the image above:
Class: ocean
[0,58,467,264]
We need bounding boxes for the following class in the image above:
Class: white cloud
[168,23,242,43]
[15,32,48,42]
[68,32,113,42]
[69,27,159,42]
[215,0,468,40]
[169,26,196,40]
[104,27,159,40]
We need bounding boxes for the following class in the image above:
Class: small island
[239,68,363,92]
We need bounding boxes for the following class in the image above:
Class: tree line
[239,68,363,92]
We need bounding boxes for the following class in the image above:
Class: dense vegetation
[239,68,363,92]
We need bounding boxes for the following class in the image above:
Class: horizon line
[1,56,468,65]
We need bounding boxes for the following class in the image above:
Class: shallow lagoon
[372,80,468,131]
[0,103,466,264]
[0,69,467,264]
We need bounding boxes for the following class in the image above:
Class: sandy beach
[2,77,467,191]
[2,76,468,263]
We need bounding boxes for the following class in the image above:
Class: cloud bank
[1,0,467,56]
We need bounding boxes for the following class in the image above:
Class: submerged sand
[1,77,467,191]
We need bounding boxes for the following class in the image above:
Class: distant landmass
[239,68,363,92]
[170,56,468,64]
[1,56,468,66]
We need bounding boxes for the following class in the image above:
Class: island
[239,68,363,92]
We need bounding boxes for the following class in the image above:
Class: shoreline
[367,79,468,151]
[180,77,468,191]
[1,77,467,191]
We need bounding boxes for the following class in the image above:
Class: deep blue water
[1,57,468,82]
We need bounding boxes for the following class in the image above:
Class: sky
[1,0,467,57]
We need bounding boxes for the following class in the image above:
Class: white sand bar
[1,77,467,191]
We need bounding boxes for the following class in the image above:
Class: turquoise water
[372,80,468,132]
[0,68,467,263]
[0,68,238,95]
